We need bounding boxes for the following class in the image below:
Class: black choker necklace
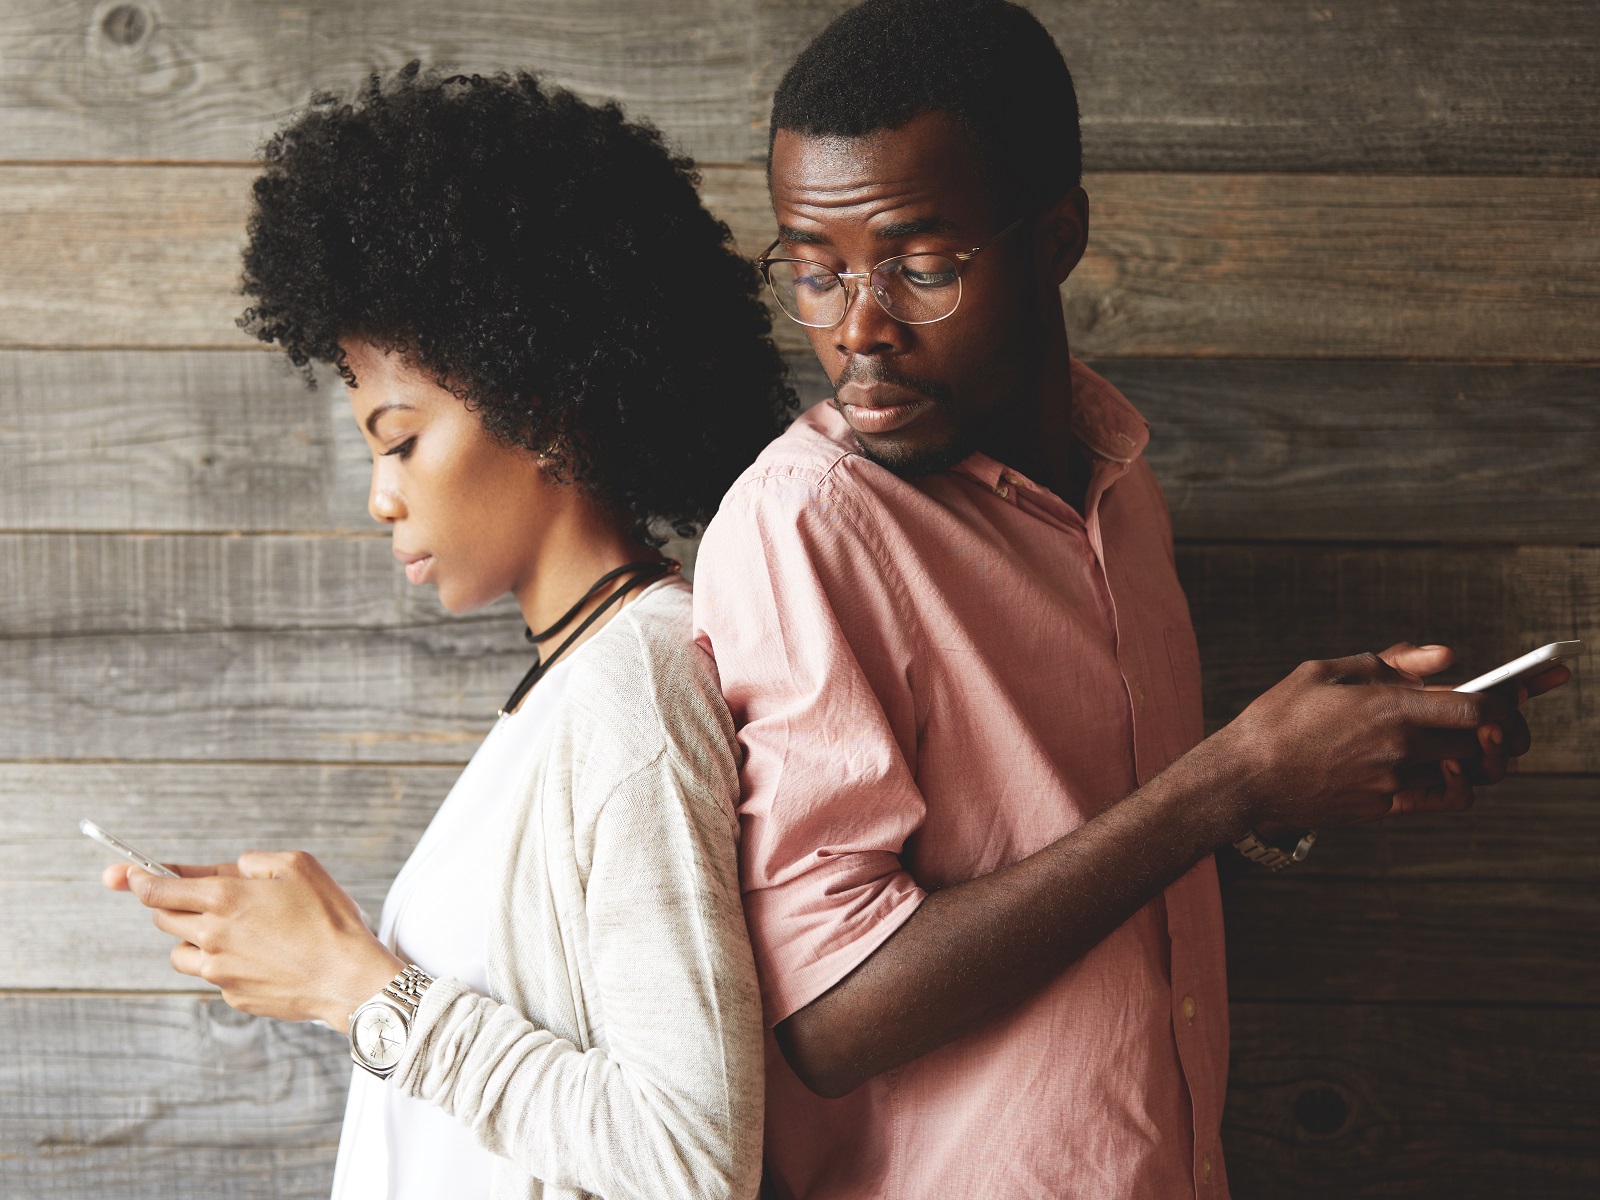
[499,558,678,717]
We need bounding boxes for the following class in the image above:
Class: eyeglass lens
[765,255,963,327]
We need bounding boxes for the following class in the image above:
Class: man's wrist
[1175,727,1268,847]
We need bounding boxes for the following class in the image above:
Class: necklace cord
[500,559,677,716]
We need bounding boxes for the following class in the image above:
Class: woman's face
[344,339,560,614]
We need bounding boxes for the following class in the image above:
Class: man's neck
[976,339,1090,514]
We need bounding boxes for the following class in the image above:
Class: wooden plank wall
[1,2,1596,1195]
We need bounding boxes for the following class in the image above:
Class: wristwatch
[1232,829,1317,871]
[349,964,435,1079]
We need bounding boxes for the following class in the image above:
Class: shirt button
[1202,1155,1213,1181]
[1181,995,1197,1022]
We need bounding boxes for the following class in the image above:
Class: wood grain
[0,534,1592,766]
[0,0,765,165]
[0,995,346,1199]
[1226,1002,1600,1198]
[1097,358,1600,544]
[8,351,1594,542]
[5,166,1599,360]
[1178,543,1600,774]
[0,532,521,763]
[2,762,451,990]
[1231,774,1600,883]
[1226,877,1600,1004]
[1056,173,1600,361]
[3,996,1595,1200]
[0,349,370,532]
[3,2,1597,172]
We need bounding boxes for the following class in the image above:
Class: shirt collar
[951,358,1150,501]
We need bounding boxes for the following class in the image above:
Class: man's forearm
[775,737,1252,1098]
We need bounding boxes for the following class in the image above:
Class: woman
[104,65,791,1200]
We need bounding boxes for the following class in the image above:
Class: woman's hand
[104,851,404,1032]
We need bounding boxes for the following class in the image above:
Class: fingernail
[1442,759,1461,776]
[1488,725,1504,746]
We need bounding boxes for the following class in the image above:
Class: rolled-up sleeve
[694,466,927,1026]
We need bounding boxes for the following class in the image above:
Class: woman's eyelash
[382,437,416,459]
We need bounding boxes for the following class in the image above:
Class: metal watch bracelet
[381,964,435,1018]
[1232,829,1317,871]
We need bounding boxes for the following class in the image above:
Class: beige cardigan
[390,579,763,1200]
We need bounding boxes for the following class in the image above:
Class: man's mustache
[831,360,949,403]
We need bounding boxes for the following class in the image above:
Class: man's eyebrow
[364,401,414,436]
[876,215,958,239]
[777,224,827,246]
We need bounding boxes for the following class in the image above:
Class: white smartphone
[1454,640,1584,694]
[79,818,179,878]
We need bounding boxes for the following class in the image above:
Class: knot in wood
[99,4,150,48]
[1292,1083,1352,1138]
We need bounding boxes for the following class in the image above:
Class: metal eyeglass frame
[756,214,1028,329]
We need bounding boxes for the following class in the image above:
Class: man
[692,2,1558,1196]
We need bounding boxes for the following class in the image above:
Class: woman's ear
[1037,186,1090,287]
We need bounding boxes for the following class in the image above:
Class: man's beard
[828,362,979,480]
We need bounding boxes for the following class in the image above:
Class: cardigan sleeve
[388,630,764,1199]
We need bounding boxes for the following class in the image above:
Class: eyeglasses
[756,215,1027,329]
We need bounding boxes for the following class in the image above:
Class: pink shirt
[693,359,1229,1199]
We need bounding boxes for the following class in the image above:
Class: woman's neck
[512,504,661,660]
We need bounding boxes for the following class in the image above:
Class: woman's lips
[399,554,434,584]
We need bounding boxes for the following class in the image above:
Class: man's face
[768,110,1049,476]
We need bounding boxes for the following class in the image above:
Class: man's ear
[1037,186,1089,286]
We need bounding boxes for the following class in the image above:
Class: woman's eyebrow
[364,401,415,436]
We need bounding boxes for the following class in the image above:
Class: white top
[330,658,574,1200]
[329,579,763,1200]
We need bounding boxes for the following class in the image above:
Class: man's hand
[106,852,403,1030]
[1207,642,1548,834]
[774,639,1567,1098]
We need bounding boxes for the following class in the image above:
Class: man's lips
[836,384,931,436]
[395,550,434,585]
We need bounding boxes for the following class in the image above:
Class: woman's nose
[368,478,405,524]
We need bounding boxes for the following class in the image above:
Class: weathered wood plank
[4,997,1596,1200]
[1178,543,1600,774]
[0,532,519,763]
[0,626,513,764]
[0,531,474,636]
[5,166,1598,360]
[0,165,256,347]
[0,349,371,532]
[0,995,346,1199]
[3,2,1596,173]
[0,535,1593,766]
[1225,1002,1600,1198]
[1054,173,1600,361]
[1246,774,1600,883]
[1226,878,1600,1004]
[0,0,765,165]
[8,352,1595,543]
[1,762,451,990]
[1100,359,1600,544]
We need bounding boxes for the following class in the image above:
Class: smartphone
[79,818,179,878]
[1454,640,1584,694]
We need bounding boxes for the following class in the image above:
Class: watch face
[353,1003,406,1071]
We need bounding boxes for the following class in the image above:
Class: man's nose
[833,274,910,358]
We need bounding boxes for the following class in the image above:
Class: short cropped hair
[241,63,794,544]
[769,0,1082,211]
